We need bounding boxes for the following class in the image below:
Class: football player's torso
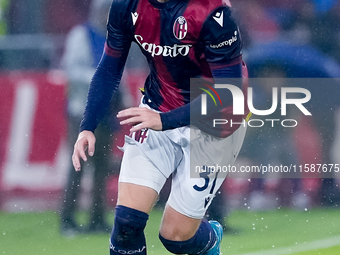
[122,0,224,110]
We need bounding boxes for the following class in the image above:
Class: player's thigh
[166,125,247,219]
[118,142,167,214]
[117,183,159,214]
[167,165,225,220]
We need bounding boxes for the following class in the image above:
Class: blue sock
[110,205,148,255]
[159,219,216,254]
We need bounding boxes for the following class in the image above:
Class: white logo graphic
[134,35,192,57]
[213,11,224,27]
[210,31,238,49]
[173,16,188,40]
[201,85,312,116]
[110,243,146,254]
[131,12,139,26]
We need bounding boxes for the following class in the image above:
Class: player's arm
[72,45,130,171]
[73,1,132,171]
[159,6,243,130]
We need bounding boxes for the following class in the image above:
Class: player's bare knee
[160,206,200,241]
[159,225,195,242]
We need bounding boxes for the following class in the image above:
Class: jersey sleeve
[201,6,242,67]
[79,1,133,132]
[106,0,134,50]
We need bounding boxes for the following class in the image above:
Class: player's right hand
[72,130,96,171]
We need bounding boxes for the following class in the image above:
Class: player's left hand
[117,107,162,132]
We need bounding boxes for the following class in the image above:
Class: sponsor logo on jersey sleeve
[173,16,188,40]
[209,31,238,49]
[213,11,224,27]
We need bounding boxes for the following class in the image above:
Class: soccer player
[72,0,249,254]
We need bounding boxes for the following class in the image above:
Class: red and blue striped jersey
[80,0,249,137]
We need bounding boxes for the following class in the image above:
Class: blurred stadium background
[1,0,340,254]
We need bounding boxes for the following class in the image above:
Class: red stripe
[203,83,223,106]
[180,0,223,78]
[104,43,123,58]
[0,74,14,190]
[177,22,181,38]
[182,0,222,41]
[175,22,178,37]
[135,0,185,112]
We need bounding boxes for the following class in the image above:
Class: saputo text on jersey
[135,35,192,57]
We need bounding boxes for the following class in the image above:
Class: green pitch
[1,208,340,254]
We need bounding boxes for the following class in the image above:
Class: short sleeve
[201,6,242,65]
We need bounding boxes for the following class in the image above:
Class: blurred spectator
[60,0,122,235]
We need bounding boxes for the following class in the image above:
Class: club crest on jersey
[173,16,188,40]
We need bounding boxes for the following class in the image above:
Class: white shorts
[119,106,247,219]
